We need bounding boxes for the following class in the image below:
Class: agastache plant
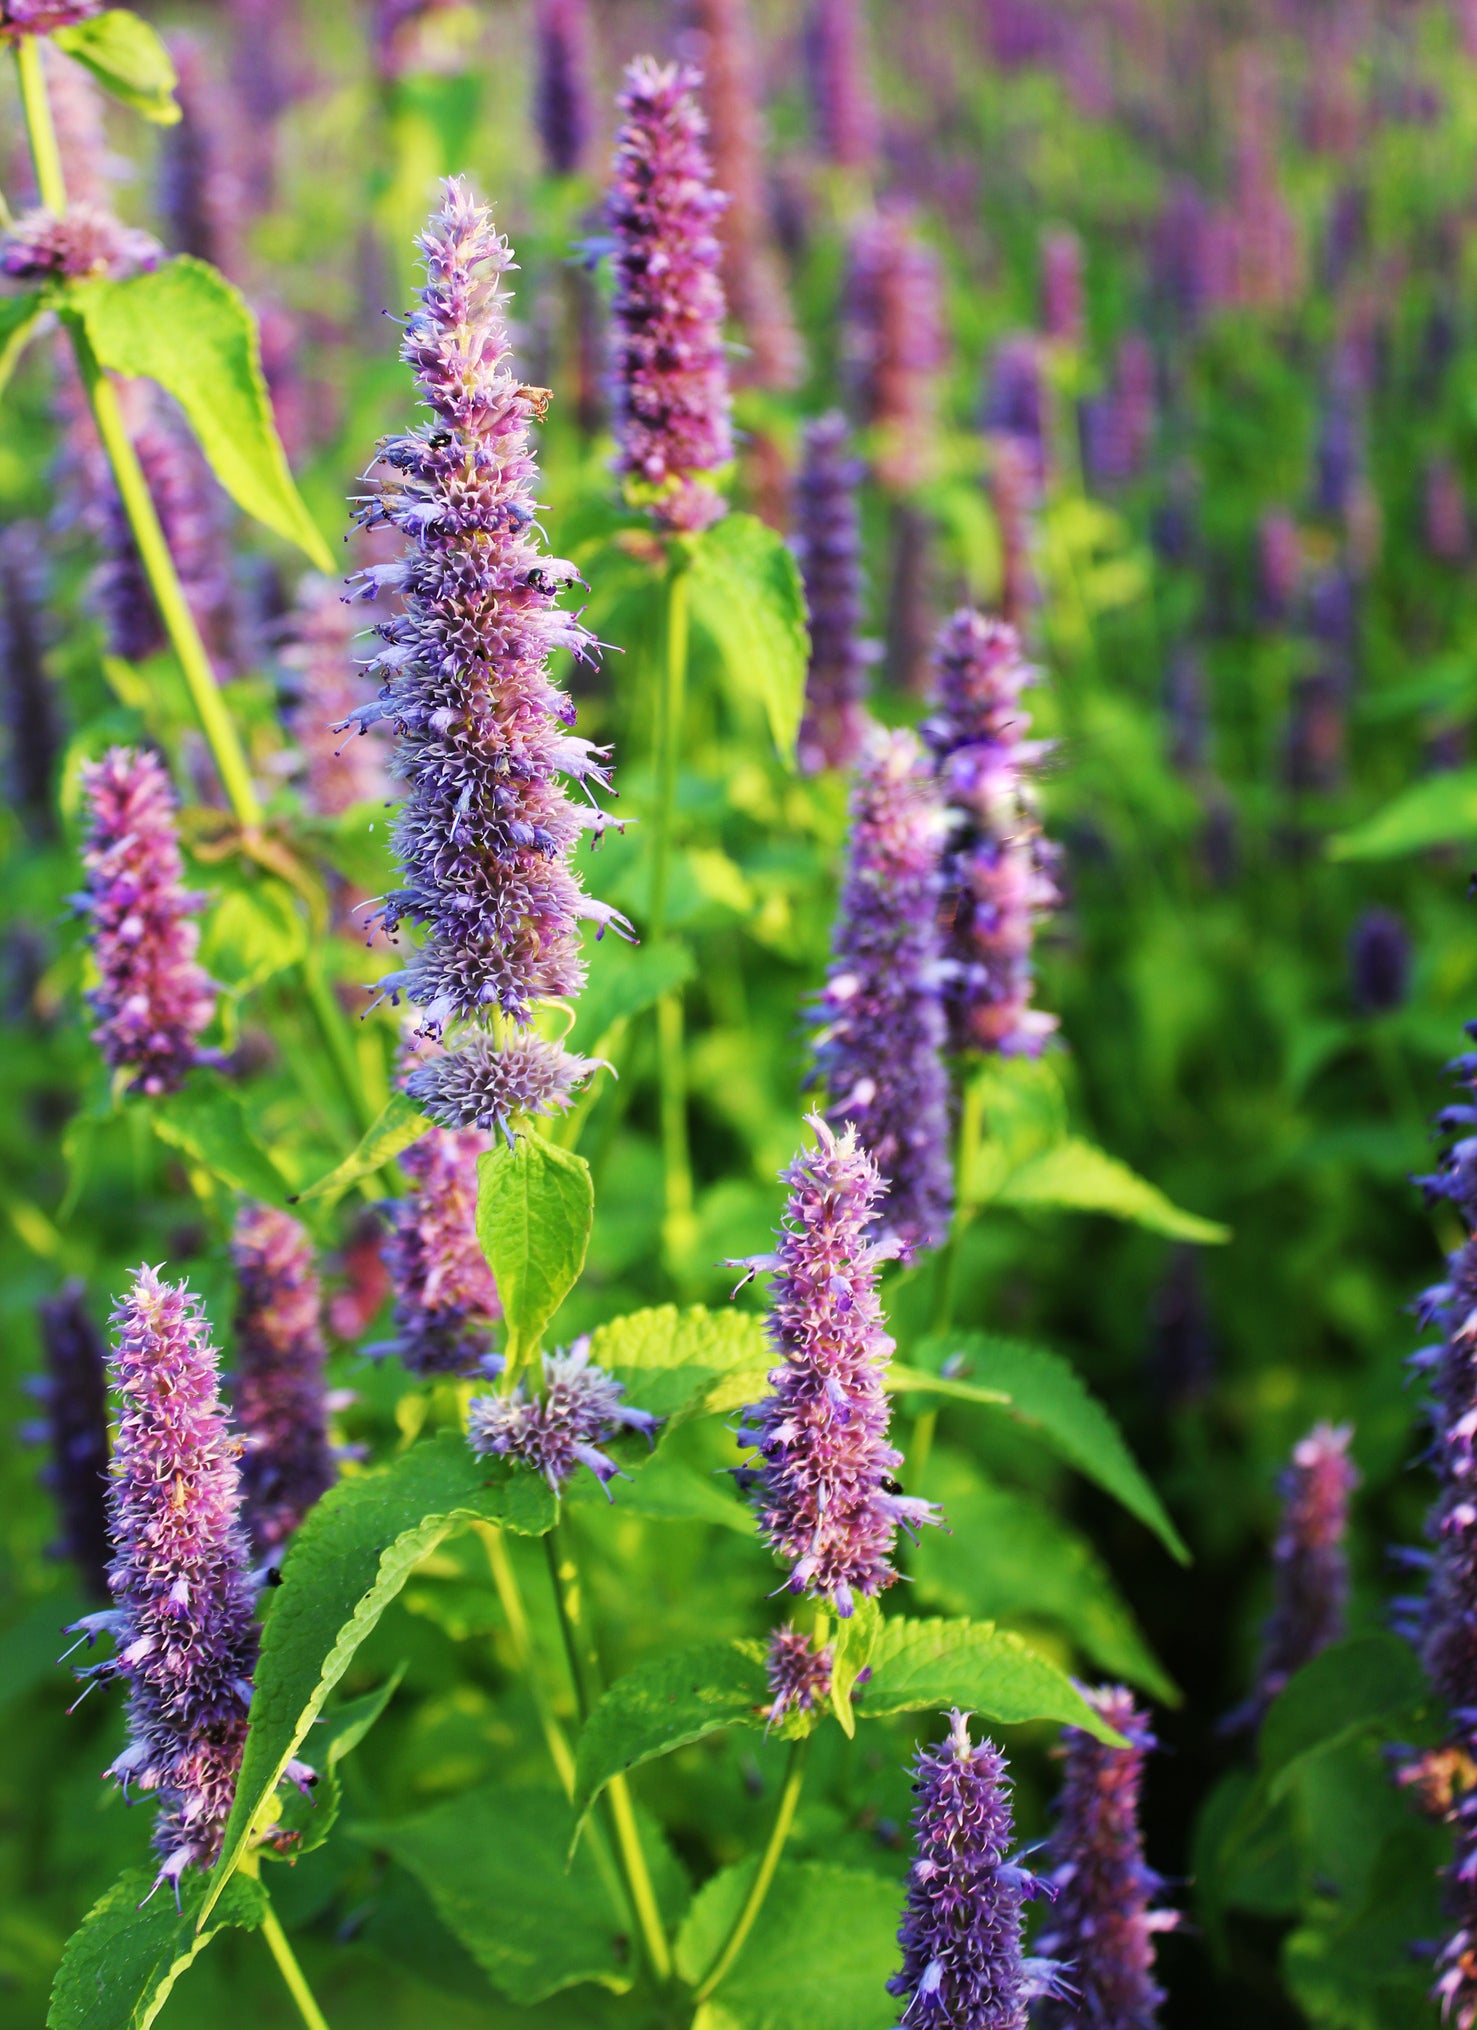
[76,746,217,1096]
[794,410,876,774]
[844,204,944,491]
[923,611,1061,1058]
[466,1338,658,1495]
[888,1709,1067,2027]
[282,574,390,818]
[380,1121,500,1377]
[1239,1421,1356,1725]
[33,1280,111,1601]
[803,0,878,172]
[606,57,734,533]
[735,1116,940,1616]
[809,726,953,1254]
[533,0,593,179]
[0,519,62,837]
[230,1203,336,1557]
[0,1,102,36]
[764,1622,834,1727]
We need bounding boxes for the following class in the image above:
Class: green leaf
[69,261,332,568]
[1282,1824,1448,2030]
[684,1862,900,2030]
[53,11,179,124]
[200,1434,555,1926]
[1329,766,1477,861]
[829,1595,881,1738]
[48,1867,263,2030]
[991,1137,1229,1243]
[477,1135,593,1366]
[913,1330,1189,1562]
[150,1074,290,1205]
[586,1304,770,1424]
[571,936,697,1051]
[291,1090,432,1208]
[569,1448,752,1532]
[572,1640,772,1829]
[855,1616,1121,1739]
[269,1662,406,1859]
[0,291,43,398]
[1258,1635,1428,1799]
[197,880,306,995]
[365,1781,635,2004]
[688,513,810,765]
[885,1362,1011,1405]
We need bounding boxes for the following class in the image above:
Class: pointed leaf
[829,1595,880,1738]
[685,1862,901,2030]
[476,1134,593,1367]
[291,1090,432,1208]
[0,291,43,398]
[1330,767,1477,861]
[269,1662,407,1859]
[993,1137,1229,1244]
[568,1449,752,1531]
[587,1304,770,1423]
[48,1868,263,2030]
[150,1075,290,1206]
[856,1615,1122,1738]
[1258,1635,1428,1798]
[53,11,179,124]
[689,513,810,765]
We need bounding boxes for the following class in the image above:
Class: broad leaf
[572,1640,773,1828]
[885,1361,1010,1406]
[571,936,697,1050]
[200,1435,555,1925]
[1282,1824,1448,2030]
[684,1862,900,2030]
[1329,767,1477,861]
[587,1304,770,1424]
[291,1089,431,1208]
[913,1330,1189,1562]
[477,1134,593,1366]
[856,1616,1121,1739]
[269,1663,406,1859]
[0,291,43,398]
[69,261,332,568]
[689,513,810,765]
[569,1448,752,1531]
[198,880,306,995]
[48,1867,263,2030]
[53,11,179,124]
[829,1595,880,1739]
[151,1075,290,1205]
[992,1138,1228,1244]
[1258,1635,1428,1798]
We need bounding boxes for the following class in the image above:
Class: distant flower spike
[803,0,878,171]
[467,1338,658,1493]
[844,205,944,491]
[231,1204,336,1556]
[764,1622,833,1727]
[282,575,390,818]
[795,411,876,774]
[380,1123,500,1376]
[534,0,593,177]
[35,1280,111,1601]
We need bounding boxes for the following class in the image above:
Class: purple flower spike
[0,520,63,837]
[923,611,1061,1059]
[764,1622,833,1728]
[0,203,160,281]
[0,1,102,39]
[1246,1422,1357,1721]
[1036,1688,1177,2030]
[467,1338,659,1494]
[735,1116,940,1617]
[534,0,593,179]
[887,1710,1068,2029]
[795,411,876,775]
[353,177,625,1110]
[1348,908,1410,1017]
[803,0,878,171]
[844,205,945,492]
[380,1123,500,1376]
[231,1204,336,1557]
[77,747,216,1096]
[403,1028,604,1138]
[36,1281,111,1601]
[282,575,389,818]
[810,727,953,1255]
[71,1267,261,1892]
[606,58,734,532]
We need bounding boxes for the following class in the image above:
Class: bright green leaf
[53,10,179,124]
[150,1074,290,1206]
[686,1862,900,2030]
[477,1135,593,1366]
[1330,767,1477,861]
[0,292,43,399]
[201,1435,555,1926]
[1259,1635,1428,1798]
[829,1595,880,1738]
[992,1137,1229,1244]
[571,936,697,1050]
[269,1662,406,1860]
[198,880,306,995]
[689,513,810,766]
[69,261,332,568]
[587,1304,770,1424]
[48,1867,263,2030]
[856,1615,1122,1739]
[292,1090,432,1208]
[884,1362,1011,1406]
[569,1448,752,1532]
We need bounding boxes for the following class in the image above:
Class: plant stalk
[14,36,64,212]
[649,555,695,1271]
[693,1734,811,2002]
[259,1898,332,2030]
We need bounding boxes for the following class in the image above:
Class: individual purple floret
[803,0,878,172]
[0,0,101,37]
[887,1710,1067,2028]
[1349,907,1410,1016]
[380,1123,500,1375]
[76,747,216,1096]
[606,57,734,532]
[403,1027,604,1138]
[0,520,62,837]
[923,611,1061,1059]
[231,1204,336,1557]
[844,205,944,492]
[467,1338,658,1495]
[34,1281,111,1601]
[764,1622,834,1728]
[795,412,876,774]
[351,178,625,1099]
[734,1116,940,1617]
[1036,1687,1178,2030]
[534,0,593,178]
[1242,1421,1357,1721]
[810,727,953,1254]
[0,202,160,281]
[281,575,390,818]
[68,1267,267,1897]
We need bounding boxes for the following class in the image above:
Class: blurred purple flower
[159,35,246,278]
[0,202,159,281]
[1426,460,1469,566]
[0,0,101,37]
[35,1280,111,1601]
[794,411,876,773]
[281,575,390,819]
[1257,510,1301,626]
[467,1338,658,1494]
[845,204,944,491]
[380,1121,500,1376]
[1349,908,1410,1017]
[0,520,62,837]
[231,1204,336,1557]
[983,334,1046,496]
[764,1622,833,1727]
[1040,227,1083,349]
[534,0,593,178]
[1239,1422,1357,1724]
[803,0,877,171]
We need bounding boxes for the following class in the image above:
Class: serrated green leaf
[200,1435,555,1927]
[47,1867,263,2030]
[992,1137,1229,1243]
[365,1781,634,2004]
[150,1074,290,1205]
[269,1662,406,1860]
[855,1615,1121,1739]
[1329,767,1477,861]
[292,1090,431,1208]
[571,936,697,1050]
[587,1304,770,1424]
[884,1362,1011,1406]
[69,261,331,568]
[686,1862,900,2030]
[197,880,306,995]
[1258,1636,1427,1799]
[913,1330,1189,1562]
[688,513,810,765]
[0,291,43,398]
[477,1134,593,1367]
[53,10,179,124]
[569,1448,752,1531]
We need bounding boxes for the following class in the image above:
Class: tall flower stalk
[34,1279,111,1600]
[794,411,875,774]
[231,1204,336,1557]
[1248,1420,1357,1721]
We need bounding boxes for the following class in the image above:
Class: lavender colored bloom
[467,1338,658,1494]
[607,58,734,533]
[159,35,245,280]
[735,1117,940,1617]
[35,1281,111,1600]
[231,1204,335,1557]
[380,1122,500,1375]
[373,0,461,85]
[45,42,112,204]
[0,520,62,837]
[844,205,945,492]
[281,575,389,818]
[1149,1247,1215,1410]
[1282,672,1346,794]
[983,336,1046,495]
[0,0,101,37]
[1036,1688,1177,2030]
[77,747,216,1096]
[803,0,878,172]
[1243,1422,1357,1720]
[1162,645,1207,775]
[403,1027,603,1138]
[1426,460,1469,566]
[70,1267,264,1896]
[764,1622,833,1727]
[1349,908,1410,1016]
[924,611,1060,1059]
[351,179,624,1092]
[990,440,1037,637]
[887,1710,1066,2028]
[1257,510,1301,625]
[810,728,953,1254]
[0,202,160,281]
[794,412,876,774]
[534,0,593,178]
[1041,227,1083,349]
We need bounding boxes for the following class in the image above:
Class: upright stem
[14,37,64,211]
[693,1735,812,2003]
[477,1522,575,1796]
[259,1899,332,2030]
[543,1525,673,1983]
[301,950,375,1136]
[649,555,695,1271]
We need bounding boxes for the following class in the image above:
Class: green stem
[259,1900,331,2030]
[693,1735,811,2003]
[543,1526,673,1982]
[15,37,64,211]
[648,556,694,1276]
[301,951,375,1137]
[656,987,695,1269]
[477,1522,576,1797]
